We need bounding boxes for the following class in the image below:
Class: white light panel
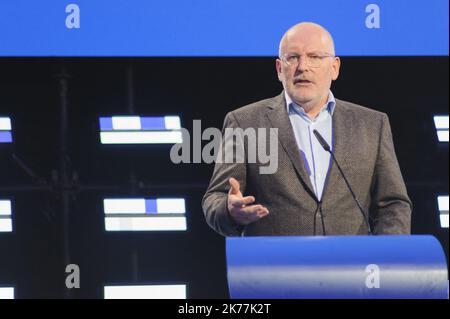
[104,284,186,299]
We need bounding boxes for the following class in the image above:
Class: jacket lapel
[266,92,318,201]
[321,99,354,202]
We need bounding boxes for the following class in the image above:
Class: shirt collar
[285,90,336,117]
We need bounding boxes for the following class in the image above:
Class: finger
[230,205,269,225]
[239,204,264,215]
[241,206,270,220]
[257,208,270,218]
[228,177,241,195]
[230,196,255,207]
[238,206,269,223]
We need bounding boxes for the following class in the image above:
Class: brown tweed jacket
[202,92,412,236]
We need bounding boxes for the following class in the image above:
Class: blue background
[0,0,448,56]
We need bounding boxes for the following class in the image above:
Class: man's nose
[296,57,309,71]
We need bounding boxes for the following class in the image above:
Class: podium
[226,235,448,299]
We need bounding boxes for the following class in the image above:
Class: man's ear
[331,57,341,81]
[276,59,283,82]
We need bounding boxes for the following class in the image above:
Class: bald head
[278,22,335,57]
[275,22,341,115]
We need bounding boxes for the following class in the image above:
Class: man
[202,22,412,236]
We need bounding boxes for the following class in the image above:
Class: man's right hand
[227,177,270,225]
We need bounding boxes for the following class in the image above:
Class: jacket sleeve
[202,112,247,237]
[370,113,412,234]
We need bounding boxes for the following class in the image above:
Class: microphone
[312,129,372,235]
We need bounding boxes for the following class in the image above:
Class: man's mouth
[294,79,312,85]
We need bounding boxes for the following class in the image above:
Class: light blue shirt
[285,91,336,201]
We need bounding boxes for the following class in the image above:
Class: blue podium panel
[226,236,448,299]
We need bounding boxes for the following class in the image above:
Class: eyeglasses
[280,53,335,68]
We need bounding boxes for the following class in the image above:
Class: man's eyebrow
[306,51,329,55]
[286,50,329,55]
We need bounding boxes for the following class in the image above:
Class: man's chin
[292,94,313,106]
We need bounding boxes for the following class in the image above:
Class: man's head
[276,22,340,110]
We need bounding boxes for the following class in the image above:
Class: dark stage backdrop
[0,57,448,298]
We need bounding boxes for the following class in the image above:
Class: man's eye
[309,55,321,60]
[287,55,299,62]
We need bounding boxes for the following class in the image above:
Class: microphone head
[313,129,331,152]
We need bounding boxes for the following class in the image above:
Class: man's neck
[299,95,329,120]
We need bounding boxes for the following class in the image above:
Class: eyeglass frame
[279,52,336,68]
